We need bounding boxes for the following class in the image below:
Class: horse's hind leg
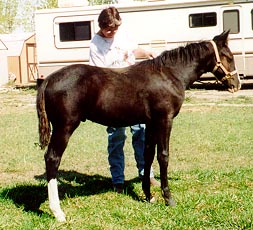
[142,125,156,202]
[45,122,79,221]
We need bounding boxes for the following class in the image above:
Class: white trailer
[35,0,253,78]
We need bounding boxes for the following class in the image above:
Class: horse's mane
[143,41,211,69]
[163,41,211,64]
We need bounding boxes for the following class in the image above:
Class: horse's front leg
[142,125,156,202]
[45,127,74,222]
[157,118,176,206]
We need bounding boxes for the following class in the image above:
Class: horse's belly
[86,107,146,127]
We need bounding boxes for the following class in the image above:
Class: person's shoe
[150,177,160,187]
[113,183,124,194]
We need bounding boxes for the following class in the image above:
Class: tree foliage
[89,0,115,5]
[17,0,58,32]
[0,0,119,33]
[37,0,58,9]
[0,0,57,33]
[0,0,19,33]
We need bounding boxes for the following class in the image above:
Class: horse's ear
[213,30,230,46]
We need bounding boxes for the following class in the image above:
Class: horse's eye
[222,51,233,62]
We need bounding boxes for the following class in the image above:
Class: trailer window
[223,10,239,34]
[251,9,253,30]
[59,21,91,42]
[189,12,217,28]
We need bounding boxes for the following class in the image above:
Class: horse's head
[211,30,241,93]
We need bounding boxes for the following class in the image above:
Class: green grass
[0,89,252,229]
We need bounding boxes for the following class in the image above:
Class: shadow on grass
[190,81,227,90]
[0,183,47,216]
[0,170,142,216]
[190,80,253,90]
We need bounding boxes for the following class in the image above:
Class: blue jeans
[107,124,154,185]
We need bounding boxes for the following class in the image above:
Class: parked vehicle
[35,0,253,79]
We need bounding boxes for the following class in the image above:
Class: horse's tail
[36,79,51,150]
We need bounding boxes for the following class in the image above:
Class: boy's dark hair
[98,7,122,29]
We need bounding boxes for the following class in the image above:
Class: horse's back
[40,63,185,127]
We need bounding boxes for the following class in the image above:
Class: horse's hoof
[150,196,156,203]
[166,198,176,207]
[53,210,66,222]
[56,214,66,222]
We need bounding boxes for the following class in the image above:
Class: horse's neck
[181,68,200,89]
[181,47,213,88]
[171,61,203,90]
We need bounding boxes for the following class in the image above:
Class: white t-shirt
[89,30,138,68]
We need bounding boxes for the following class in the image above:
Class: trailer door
[221,5,245,77]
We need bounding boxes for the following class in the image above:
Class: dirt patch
[188,79,253,101]
[0,88,36,114]
[185,88,253,102]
